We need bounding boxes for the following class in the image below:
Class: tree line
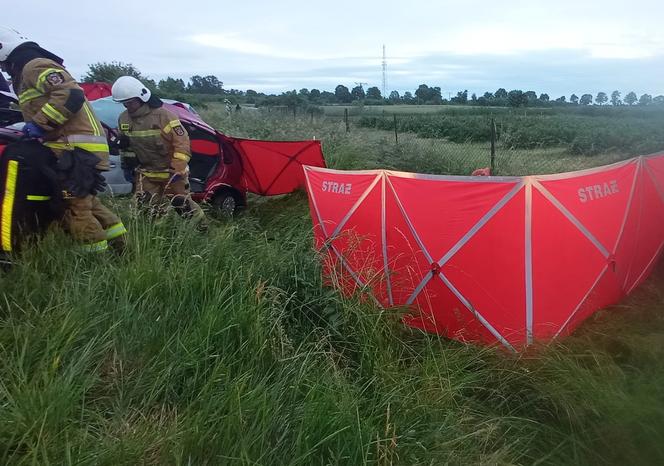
[83,62,664,108]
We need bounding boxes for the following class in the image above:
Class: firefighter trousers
[136,173,207,227]
[63,195,127,251]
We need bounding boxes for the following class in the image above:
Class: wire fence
[216,104,664,177]
[333,109,641,176]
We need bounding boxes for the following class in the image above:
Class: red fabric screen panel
[304,153,664,350]
[80,82,112,101]
[233,138,325,196]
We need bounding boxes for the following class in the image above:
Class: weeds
[1,110,663,464]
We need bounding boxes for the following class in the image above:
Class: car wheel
[212,191,237,218]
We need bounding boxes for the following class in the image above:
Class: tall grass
[1,110,663,464]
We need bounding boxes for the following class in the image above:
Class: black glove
[57,149,107,197]
[108,132,130,153]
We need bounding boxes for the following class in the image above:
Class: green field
[1,107,663,465]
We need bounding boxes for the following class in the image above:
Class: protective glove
[22,122,45,139]
[109,132,130,152]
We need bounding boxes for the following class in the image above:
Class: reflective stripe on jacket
[118,105,190,174]
[16,58,110,171]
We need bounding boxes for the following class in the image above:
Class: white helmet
[111,76,151,103]
[0,27,30,62]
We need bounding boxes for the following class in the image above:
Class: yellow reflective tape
[35,67,66,92]
[163,121,182,134]
[83,103,101,136]
[140,171,171,179]
[173,152,190,161]
[81,239,108,252]
[19,88,42,105]
[42,103,67,125]
[44,142,110,153]
[105,222,127,240]
[26,195,51,201]
[120,124,130,130]
[1,160,18,252]
[125,129,161,137]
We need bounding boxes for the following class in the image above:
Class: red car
[1,96,326,217]
[92,96,326,215]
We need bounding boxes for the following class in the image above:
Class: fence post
[344,108,349,133]
[490,117,496,174]
[393,114,399,145]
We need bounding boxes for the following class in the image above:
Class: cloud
[189,33,275,56]
[6,0,663,97]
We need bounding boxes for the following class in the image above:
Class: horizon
[4,0,664,97]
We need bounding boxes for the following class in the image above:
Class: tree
[366,86,382,100]
[595,92,608,105]
[638,93,653,106]
[483,92,494,100]
[388,90,401,102]
[624,91,638,105]
[415,84,431,104]
[539,93,550,102]
[570,94,579,104]
[414,84,442,104]
[402,91,414,104]
[158,77,186,95]
[430,86,443,104]
[654,95,664,105]
[309,89,321,102]
[579,94,593,105]
[280,90,302,109]
[334,85,352,103]
[507,90,526,107]
[555,96,566,103]
[611,90,622,106]
[188,75,223,94]
[83,61,155,89]
[351,85,366,101]
[298,88,310,100]
[494,88,508,99]
[523,91,538,105]
[452,89,468,104]
[320,91,335,103]
[245,89,258,104]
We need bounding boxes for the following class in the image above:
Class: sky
[5,0,664,98]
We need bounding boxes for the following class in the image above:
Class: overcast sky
[5,0,664,98]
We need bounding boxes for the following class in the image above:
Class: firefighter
[0,27,127,252]
[111,76,207,228]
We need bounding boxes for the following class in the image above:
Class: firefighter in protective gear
[0,27,127,252]
[112,76,206,226]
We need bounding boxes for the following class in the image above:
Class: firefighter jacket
[15,58,110,170]
[118,104,191,179]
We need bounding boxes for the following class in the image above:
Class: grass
[1,109,663,464]
[207,104,632,176]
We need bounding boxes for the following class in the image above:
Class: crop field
[1,106,663,465]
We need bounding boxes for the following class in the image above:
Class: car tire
[211,190,240,218]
